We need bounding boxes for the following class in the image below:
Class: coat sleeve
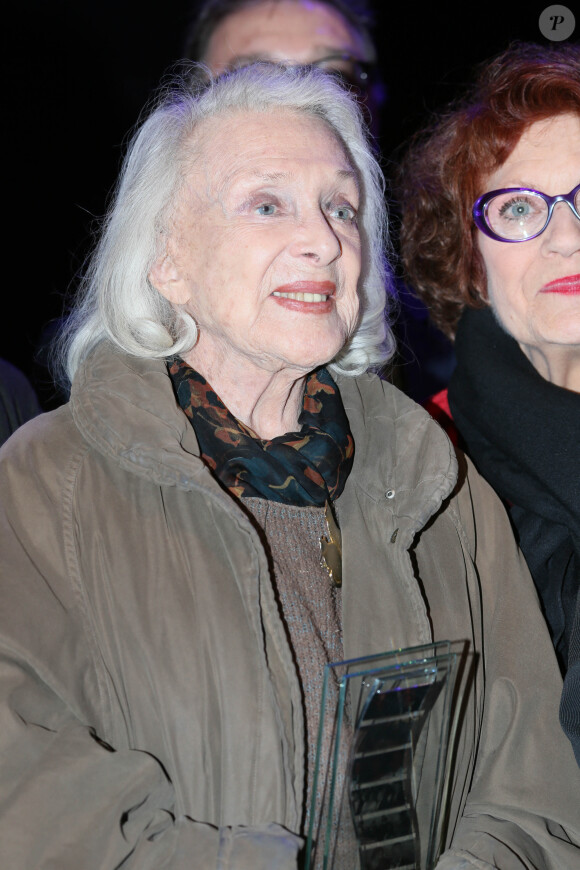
[0,427,301,870]
[0,663,300,869]
[436,460,580,869]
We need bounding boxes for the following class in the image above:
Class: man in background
[183,0,384,135]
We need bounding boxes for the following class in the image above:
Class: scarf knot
[168,358,354,506]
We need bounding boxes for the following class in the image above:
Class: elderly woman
[398,42,580,765]
[0,64,578,869]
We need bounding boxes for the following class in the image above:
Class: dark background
[6,1,566,408]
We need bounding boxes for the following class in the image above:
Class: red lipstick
[273,280,336,295]
[540,274,580,294]
[271,280,336,313]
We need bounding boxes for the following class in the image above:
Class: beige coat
[0,342,578,868]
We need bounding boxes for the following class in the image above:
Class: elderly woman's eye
[256,203,277,216]
[331,204,358,223]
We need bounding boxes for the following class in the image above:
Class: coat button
[385,489,395,499]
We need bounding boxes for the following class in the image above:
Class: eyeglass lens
[313,55,371,91]
[485,189,580,241]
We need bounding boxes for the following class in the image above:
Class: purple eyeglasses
[473,183,580,243]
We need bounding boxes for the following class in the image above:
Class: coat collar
[336,372,458,542]
[70,342,208,491]
[70,342,457,533]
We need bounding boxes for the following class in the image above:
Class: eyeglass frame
[222,54,377,100]
[472,182,580,243]
[228,54,376,92]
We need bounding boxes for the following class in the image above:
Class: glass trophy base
[305,642,457,870]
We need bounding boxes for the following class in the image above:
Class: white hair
[57,63,396,385]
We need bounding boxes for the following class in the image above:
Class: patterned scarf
[168,357,354,506]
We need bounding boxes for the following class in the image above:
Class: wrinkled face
[152,109,361,378]
[203,0,368,77]
[477,114,580,370]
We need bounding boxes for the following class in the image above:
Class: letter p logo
[539,5,576,40]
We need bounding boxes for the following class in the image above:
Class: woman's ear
[149,254,191,305]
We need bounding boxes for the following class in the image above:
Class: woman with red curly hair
[399,41,580,765]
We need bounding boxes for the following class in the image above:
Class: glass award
[305,642,457,870]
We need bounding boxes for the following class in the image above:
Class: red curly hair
[398,41,580,339]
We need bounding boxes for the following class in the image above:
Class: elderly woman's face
[476,113,580,375]
[154,109,361,377]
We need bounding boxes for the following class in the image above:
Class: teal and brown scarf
[168,357,354,507]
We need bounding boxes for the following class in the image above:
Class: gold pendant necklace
[319,500,342,587]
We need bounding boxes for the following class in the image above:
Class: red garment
[423,389,459,446]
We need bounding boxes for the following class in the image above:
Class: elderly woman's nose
[290,209,342,264]
[542,201,580,257]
